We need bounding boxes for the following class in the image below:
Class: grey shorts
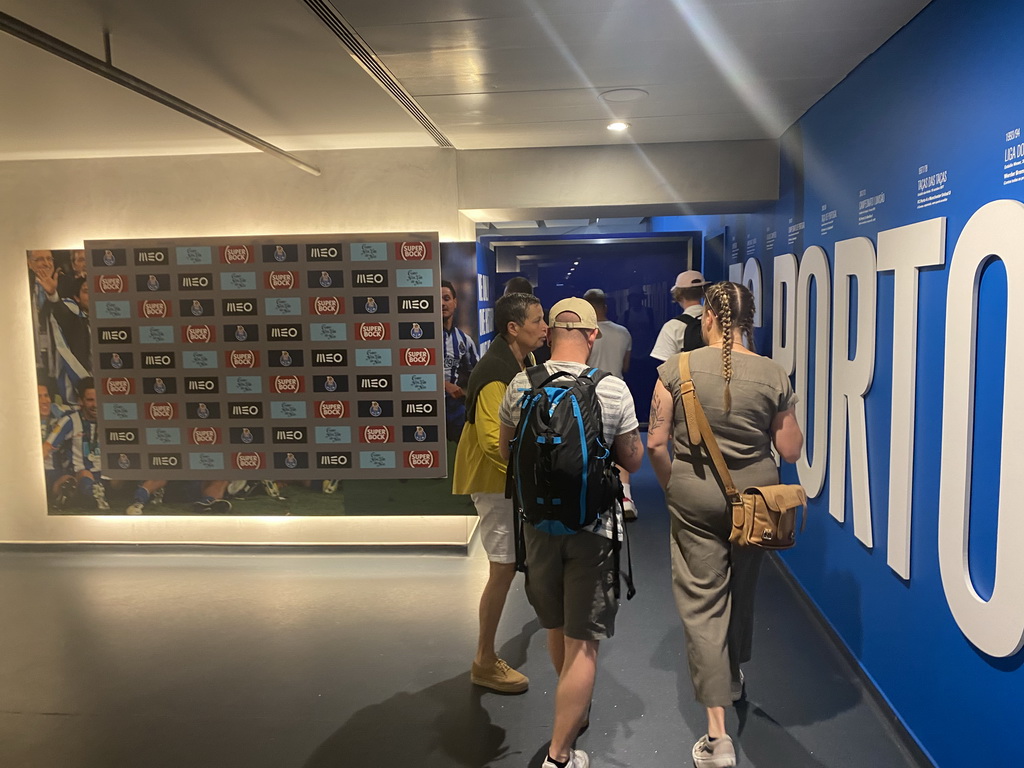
[523,525,618,641]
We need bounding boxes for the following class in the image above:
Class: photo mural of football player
[441,279,479,444]
[28,249,91,405]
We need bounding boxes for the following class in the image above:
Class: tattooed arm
[612,427,643,474]
[646,379,674,490]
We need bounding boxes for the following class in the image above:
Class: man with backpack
[650,269,708,361]
[499,298,642,768]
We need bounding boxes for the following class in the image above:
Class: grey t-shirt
[657,347,797,466]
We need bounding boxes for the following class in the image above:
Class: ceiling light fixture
[607,121,630,132]
[599,88,649,103]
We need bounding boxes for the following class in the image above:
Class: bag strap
[677,353,742,507]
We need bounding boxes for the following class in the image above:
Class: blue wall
[654,1,1023,765]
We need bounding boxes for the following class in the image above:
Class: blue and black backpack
[507,365,635,598]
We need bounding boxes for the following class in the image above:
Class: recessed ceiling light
[607,121,630,132]
[600,88,649,103]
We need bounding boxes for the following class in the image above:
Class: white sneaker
[126,501,145,516]
[542,749,589,768]
[692,734,736,768]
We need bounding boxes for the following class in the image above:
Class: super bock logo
[192,427,218,444]
[399,242,428,260]
[184,325,213,343]
[223,245,250,263]
[97,275,124,293]
[403,348,432,366]
[358,322,387,341]
[141,300,169,318]
[267,271,295,289]
[407,450,436,468]
[317,401,345,418]
[273,375,302,394]
[148,403,175,420]
[235,452,262,470]
[313,296,342,315]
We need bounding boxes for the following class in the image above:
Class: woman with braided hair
[647,281,803,767]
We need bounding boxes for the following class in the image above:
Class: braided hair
[703,281,756,412]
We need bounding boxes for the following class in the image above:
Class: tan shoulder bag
[677,353,807,549]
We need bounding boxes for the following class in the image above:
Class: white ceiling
[0,0,931,161]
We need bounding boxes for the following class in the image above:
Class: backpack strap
[579,367,610,384]
[526,363,550,388]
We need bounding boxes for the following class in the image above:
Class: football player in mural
[441,279,480,444]
[45,377,108,510]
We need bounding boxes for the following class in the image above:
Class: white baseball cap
[672,270,708,290]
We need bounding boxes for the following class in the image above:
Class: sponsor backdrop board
[86,234,445,479]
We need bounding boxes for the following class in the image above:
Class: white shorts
[471,492,515,564]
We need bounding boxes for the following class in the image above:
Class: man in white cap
[650,270,708,361]
[499,297,642,768]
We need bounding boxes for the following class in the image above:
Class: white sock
[623,483,632,498]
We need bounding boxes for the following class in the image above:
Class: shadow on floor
[303,620,541,768]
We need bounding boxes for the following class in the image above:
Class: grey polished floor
[1,472,930,767]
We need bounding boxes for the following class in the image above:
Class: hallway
[1,460,930,767]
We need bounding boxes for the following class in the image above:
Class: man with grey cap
[650,269,708,361]
[499,297,642,768]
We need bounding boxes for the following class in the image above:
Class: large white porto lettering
[876,218,946,578]
[938,200,1024,658]
[773,204,1024,657]
[829,237,876,544]
[772,253,798,375]
[793,246,830,497]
